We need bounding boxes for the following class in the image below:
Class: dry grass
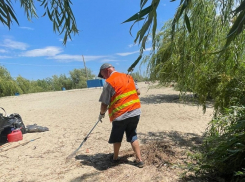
[141,141,177,168]
[120,137,193,169]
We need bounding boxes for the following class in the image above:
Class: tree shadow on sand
[140,94,180,104]
[71,153,136,181]
[138,130,204,148]
[72,130,210,181]
[73,129,202,172]
[74,152,135,171]
[137,130,214,182]
[70,171,101,182]
[140,94,213,108]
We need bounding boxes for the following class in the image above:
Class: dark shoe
[110,154,120,164]
[134,160,144,168]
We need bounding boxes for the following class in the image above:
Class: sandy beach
[0,82,213,182]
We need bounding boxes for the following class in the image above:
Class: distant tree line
[130,72,149,82]
[0,65,149,97]
[0,66,95,97]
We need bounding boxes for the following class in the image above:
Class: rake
[66,119,101,162]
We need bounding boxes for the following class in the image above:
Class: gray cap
[98,63,113,78]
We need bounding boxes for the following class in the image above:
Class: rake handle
[66,119,101,162]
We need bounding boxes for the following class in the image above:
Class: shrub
[195,106,245,181]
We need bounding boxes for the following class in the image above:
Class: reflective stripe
[109,99,140,117]
[109,90,137,108]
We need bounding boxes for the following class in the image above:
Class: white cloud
[100,59,120,63]
[50,54,82,62]
[83,55,108,61]
[116,47,152,56]
[145,47,152,51]
[147,37,152,42]
[0,56,11,59]
[19,26,34,30]
[128,44,136,48]
[58,38,71,42]
[0,49,8,53]
[51,54,108,62]
[116,50,139,56]
[20,46,63,57]
[1,39,29,50]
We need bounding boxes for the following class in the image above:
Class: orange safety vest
[106,72,141,122]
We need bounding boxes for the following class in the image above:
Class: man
[98,63,144,168]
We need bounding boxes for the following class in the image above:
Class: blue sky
[0,0,179,80]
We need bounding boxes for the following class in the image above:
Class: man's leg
[113,142,121,160]
[131,139,142,161]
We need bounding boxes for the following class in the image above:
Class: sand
[0,82,213,182]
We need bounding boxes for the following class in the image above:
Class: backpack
[0,107,26,143]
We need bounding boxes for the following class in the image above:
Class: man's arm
[134,81,140,95]
[100,103,108,115]
[98,82,114,120]
[136,89,140,95]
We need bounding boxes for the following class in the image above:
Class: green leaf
[138,16,153,43]
[0,7,8,19]
[47,8,53,21]
[142,36,148,49]
[232,0,245,16]
[0,2,10,27]
[134,31,141,44]
[178,1,188,20]
[66,14,71,29]
[225,9,245,47]
[200,164,212,169]
[152,9,157,44]
[55,10,61,26]
[7,5,19,25]
[172,0,190,38]
[234,143,245,147]
[60,20,67,34]
[42,11,46,17]
[122,4,153,23]
[184,13,191,33]
[0,14,9,27]
[127,54,142,73]
[227,149,241,153]
[44,2,48,8]
[140,0,148,9]
[39,0,47,6]
[180,0,185,4]
[59,14,65,27]
[129,17,144,37]
[63,33,68,45]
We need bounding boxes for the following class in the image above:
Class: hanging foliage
[126,0,245,71]
[144,0,245,113]
[0,0,78,45]
[139,1,245,180]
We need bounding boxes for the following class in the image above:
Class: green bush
[194,106,245,181]
[16,76,31,94]
[0,67,22,96]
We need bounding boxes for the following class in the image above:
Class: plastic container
[7,130,23,142]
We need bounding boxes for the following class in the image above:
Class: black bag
[0,107,26,143]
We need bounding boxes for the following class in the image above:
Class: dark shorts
[108,115,140,144]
